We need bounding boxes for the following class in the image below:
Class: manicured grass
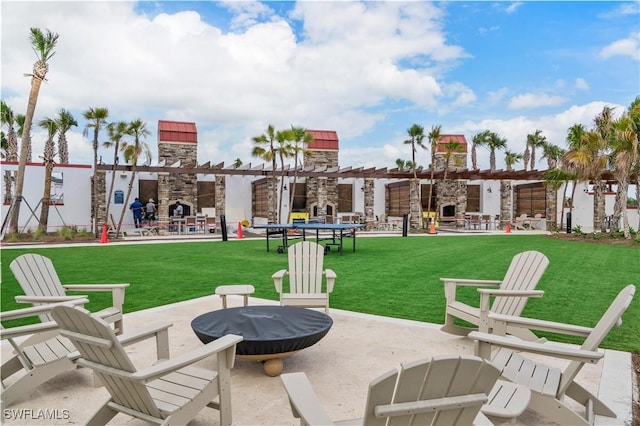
[1,235,638,352]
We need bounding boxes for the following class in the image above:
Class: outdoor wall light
[487,187,492,193]
[360,186,365,192]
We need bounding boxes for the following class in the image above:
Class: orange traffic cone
[428,219,437,235]
[505,223,511,234]
[237,222,244,239]
[100,223,109,243]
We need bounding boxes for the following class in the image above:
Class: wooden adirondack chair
[281,355,531,425]
[1,300,173,411]
[50,305,243,426]
[470,284,636,425]
[1,299,88,410]
[441,250,548,341]
[10,253,129,337]
[272,241,336,313]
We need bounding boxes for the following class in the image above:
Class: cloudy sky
[2,1,638,171]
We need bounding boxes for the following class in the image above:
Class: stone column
[316,177,327,217]
[364,178,375,230]
[215,176,226,219]
[157,172,170,234]
[545,183,557,231]
[268,176,278,224]
[94,170,107,228]
[499,180,512,229]
[409,179,421,229]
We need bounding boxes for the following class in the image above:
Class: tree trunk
[117,162,137,238]
[593,179,606,232]
[38,161,54,232]
[8,76,43,233]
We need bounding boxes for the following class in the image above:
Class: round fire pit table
[191,305,333,376]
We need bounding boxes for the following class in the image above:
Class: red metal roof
[436,134,468,153]
[158,120,197,144]
[307,130,339,150]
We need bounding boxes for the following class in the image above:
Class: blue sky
[2,1,638,171]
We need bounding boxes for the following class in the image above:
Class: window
[387,181,410,216]
[338,184,352,212]
[466,185,480,212]
[50,172,64,204]
[252,179,269,217]
[515,183,546,217]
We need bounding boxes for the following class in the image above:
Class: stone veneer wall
[95,170,107,227]
[499,180,512,229]
[545,183,557,231]
[304,150,338,217]
[157,142,198,233]
[215,176,226,222]
[363,178,375,229]
[437,179,467,227]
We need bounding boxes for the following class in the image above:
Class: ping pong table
[253,223,364,254]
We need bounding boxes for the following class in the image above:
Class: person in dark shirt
[130,197,144,228]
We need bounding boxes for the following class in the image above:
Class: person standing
[130,197,144,228]
[146,198,157,223]
[174,200,184,217]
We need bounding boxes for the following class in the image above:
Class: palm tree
[541,142,564,170]
[426,125,441,219]
[116,119,150,237]
[83,107,109,236]
[275,128,294,223]
[486,132,507,171]
[289,126,312,215]
[251,125,278,223]
[37,117,58,232]
[609,114,638,237]
[9,27,59,234]
[15,114,29,161]
[441,139,464,182]
[526,129,546,171]
[395,159,415,170]
[1,101,18,207]
[233,158,243,168]
[404,124,425,228]
[56,109,77,164]
[562,124,587,226]
[544,168,575,231]
[470,130,490,170]
[103,121,130,226]
[504,150,523,171]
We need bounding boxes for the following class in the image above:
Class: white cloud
[575,78,589,90]
[504,2,524,14]
[599,33,640,60]
[508,93,567,110]
[486,87,509,104]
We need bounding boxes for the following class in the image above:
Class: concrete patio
[1,292,633,425]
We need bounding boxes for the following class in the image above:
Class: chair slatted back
[362,356,499,426]
[492,251,549,317]
[558,284,635,396]
[10,254,67,322]
[51,306,162,419]
[288,241,325,294]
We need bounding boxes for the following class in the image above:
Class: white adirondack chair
[50,305,243,426]
[10,253,129,336]
[272,241,336,313]
[281,355,531,426]
[441,250,548,341]
[470,284,636,425]
[1,299,172,411]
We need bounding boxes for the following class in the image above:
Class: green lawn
[2,235,638,352]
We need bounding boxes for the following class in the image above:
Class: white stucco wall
[1,162,92,233]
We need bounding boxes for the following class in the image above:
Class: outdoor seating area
[0,292,632,425]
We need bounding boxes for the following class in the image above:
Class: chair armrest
[281,372,335,425]
[440,278,502,287]
[487,312,593,337]
[63,284,129,310]
[477,290,544,312]
[132,334,243,382]
[272,270,288,293]
[325,269,337,293]
[118,322,173,360]
[469,331,604,364]
[15,295,88,304]
[0,299,89,339]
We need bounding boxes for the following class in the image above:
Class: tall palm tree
[116,119,150,237]
[526,129,546,171]
[404,124,425,227]
[15,114,30,161]
[541,142,564,169]
[83,107,109,236]
[233,158,243,168]
[486,132,507,171]
[627,97,640,230]
[544,168,575,231]
[562,123,587,225]
[275,128,293,223]
[563,129,608,232]
[9,27,59,234]
[609,115,638,237]
[289,126,312,214]
[1,101,18,207]
[251,125,278,223]
[103,121,130,226]
[470,130,490,170]
[37,117,58,232]
[395,159,415,170]
[504,150,523,171]
[426,125,441,218]
[441,139,463,183]
[56,109,77,164]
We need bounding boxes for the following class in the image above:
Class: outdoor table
[253,223,364,254]
[191,305,333,376]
